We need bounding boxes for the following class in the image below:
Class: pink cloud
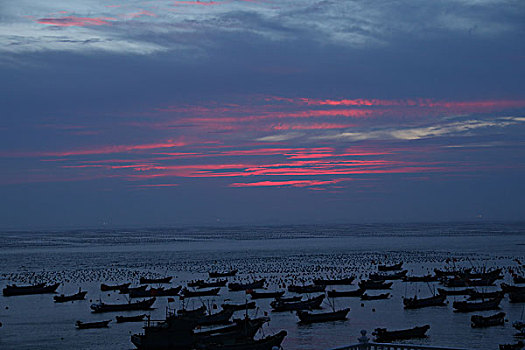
[43,140,187,157]
[229,178,350,188]
[37,16,116,27]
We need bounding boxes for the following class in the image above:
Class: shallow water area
[0,222,524,350]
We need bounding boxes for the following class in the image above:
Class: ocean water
[0,222,524,350]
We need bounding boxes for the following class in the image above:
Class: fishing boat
[76,320,111,329]
[327,288,365,298]
[437,287,474,296]
[228,279,265,291]
[378,262,403,271]
[468,277,497,286]
[181,287,220,298]
[361,293,390,300]
[195,317,269,347]
[131,313,196,349]
[271,294,325,312]
[100,282,130,292]
[297,308,350,324]
[501,283,525,293]
[358,280,392,290]
[499,341,524,350]
[402,274,439,282]
[463,268,503,280]
[139,276,172,284]
[3,282,60,296]
[197,280,228,289]
[513,275,525,284]
[248,290,285,299]
[221,301,256,311]
[369,270,407,281]
[123,285,148,295]
[200,330,287,350]
[195,309,234,326]
[434,267,471,278]
[403,294,446,309]
[130,286,182,298]
[373,325,430,342]
[313,277,355,285]
[54,289,87,303]
[116,314,147,323]
[91,297,156,313]
[471,312,505,328]
[287,284,326,293]
[274,295,301,303]
[468,290,504,300]
[209,270,238,278]
[453,296,502,312]
[177,305,207,318]
[509,292,525,303]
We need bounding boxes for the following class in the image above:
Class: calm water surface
[0,223,524,350]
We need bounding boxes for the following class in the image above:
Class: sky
[1,0,524,228]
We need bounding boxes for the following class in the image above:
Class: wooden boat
[373,325,430,342]
[122,285,148,295]
[361,293,390,300]
[195,317,269,347]
[468,290,504,300]
[221,301,256,311]
[249,290,285,299]
[287,284,326,293]
[499,341,524,350]
[91,297,156,313]
[437,287,474,296]
[313,277,355,286]
[131,313,196,349]
[196,309,234,326]
[513,275,525,284]
[3,282,60,296]
[509,292,525,303]
[181,287,220,298]
[274,295,301,303]
[139,276,172,284]
[403,294,446,309]
[271,294,324,312]
[434,267,471,278]
[200,330,287,350]
[195,316,268,337]
[471,312,505,328]
[402,274,439,282]
[130,286,182,298]
[197,280,228,289]
[54,290,87,303]
[358,280,392,290]
[100,282,130,292]
[228,279,265,291]
[369,270,407,281]
[177,305,207,318]
[442,277,468,288]
[116,314,146,323]
[378,262,403,271]
[76,320,111,329]
[468,277,497,286]
[501,283,525,293]
[463,268,503,280]
[453,296,502,312]
[327,288,365,298]
[209,269,238,278]
[297,308,350,324]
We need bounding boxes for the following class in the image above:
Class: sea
[0,222,524,350]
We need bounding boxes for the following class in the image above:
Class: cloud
[317,117,524,141]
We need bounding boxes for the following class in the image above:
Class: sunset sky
[1,0,524,228]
